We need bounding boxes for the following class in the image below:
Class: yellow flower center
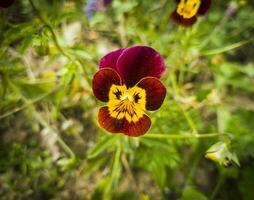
[107,84,146,123]
[177,0,201,19]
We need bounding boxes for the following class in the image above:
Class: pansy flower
[0,0,15,8]
[171,0,212,26]
[92,46,166,137]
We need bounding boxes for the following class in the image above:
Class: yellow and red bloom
[0,0,15,8]
[92,46,166,137]
[171,0,212,26]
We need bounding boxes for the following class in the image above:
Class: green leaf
[81,157,108,178]
[217,107,231,133]
[182,187,208,200]
[87,135,117,159]
[3,20,39,46]
[202,39,252,56]
[110,143,122,188]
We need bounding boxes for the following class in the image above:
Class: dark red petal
[171,10,197,26]
[92,68,122,102]
[198,0,212,15]
[116,46,165,87]
[103,0,113,6]
[99,48,125,70]
[98,107,124,133]
[122,115,151,137]
[0,0,15,8]
[98,107,151,136]
[137,77,166,111]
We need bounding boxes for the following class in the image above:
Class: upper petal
[98,106,151,136]
[171,10,197,26]
[198,0,212,15]
[92,68,122,102]
[137,77,166,111]
[99,48,125,70]
[116,46,165,87]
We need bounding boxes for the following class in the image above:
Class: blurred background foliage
[0,0,254,199]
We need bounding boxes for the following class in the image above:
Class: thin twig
[28,0,72,60]
[142,133,223,139]
[0,84,62,119]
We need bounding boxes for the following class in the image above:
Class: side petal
[198,0,212,15]
[137,77,166,111]
[99,48,125,70]
[98,107,151,137]
[171,10,197,26]
[116,46,165,87]
[92,68,122,102]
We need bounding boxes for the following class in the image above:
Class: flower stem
[6,77,75,160]
[178,104,198,133]
[0,84,62,119]
[142,133,222,139]
[211,173,225,199]
[28,0,72,60]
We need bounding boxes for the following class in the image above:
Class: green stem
[179,105,198,133]
[28,0,72,60]
[32,108,75,159]
[118,15,127,47]
[170,72,179,96]
[211,174,225,199]
[200,15,229,49]
[28,0,93,89]
[185,143,201,186]
[104,141,122,200]
[0,84,62,119]
[6,78,75,159]
[169,66,198,133]
[142,133,223,139]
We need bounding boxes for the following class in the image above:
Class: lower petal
[123,114,151,137]
[98,107,151,137]
[171,10,197,26]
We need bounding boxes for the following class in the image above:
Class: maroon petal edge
[98,107,151,137]
[116,46,165,87]
[92,68,122,102]
[137,77,166,111]
[122,114,151,137]
[99,48,125,70]
[198,0,212,15]
[171,10,197,26]
[0,0,15,8]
